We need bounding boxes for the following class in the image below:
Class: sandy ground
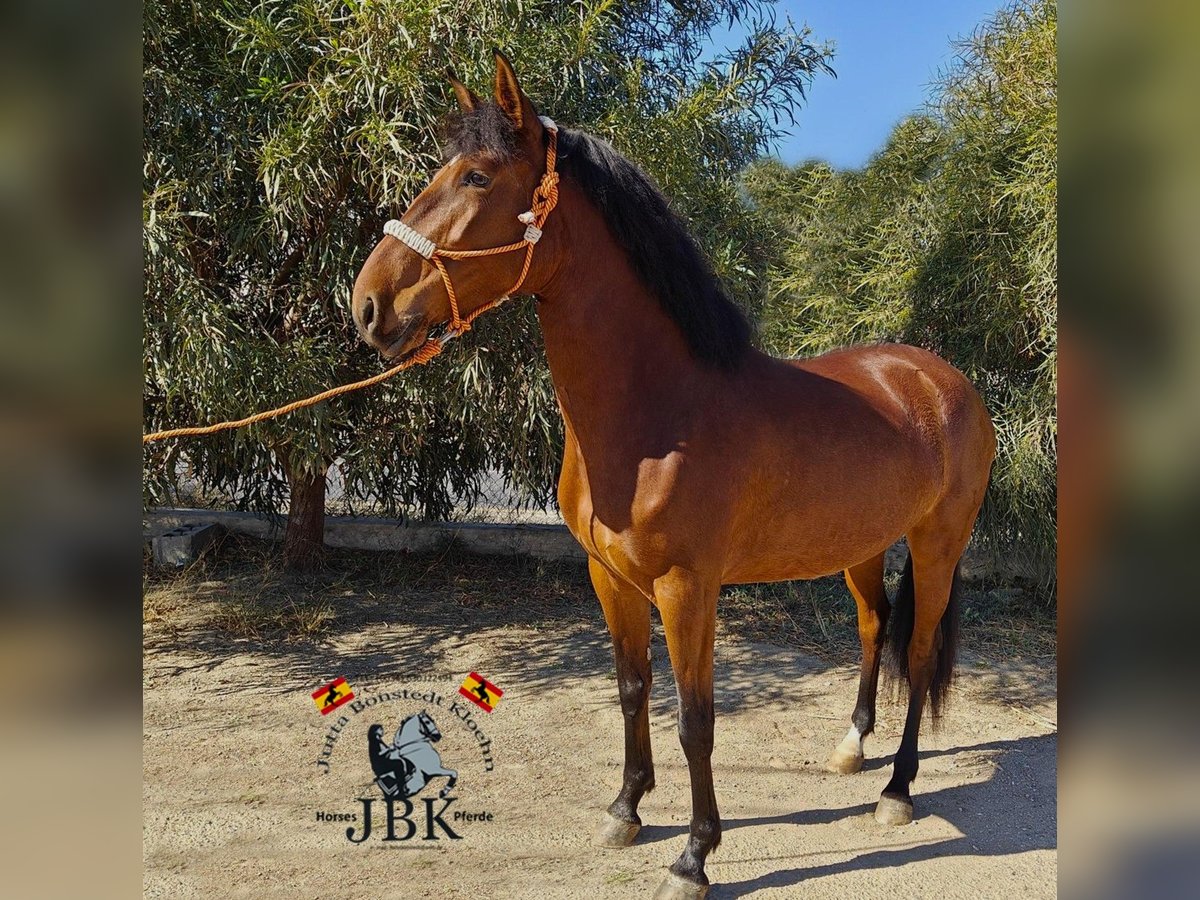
[143,585,1056,899]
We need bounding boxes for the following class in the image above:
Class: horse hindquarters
[875,362,993,824]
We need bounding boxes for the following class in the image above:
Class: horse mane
[443,104,752,370]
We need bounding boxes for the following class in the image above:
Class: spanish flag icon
[312,677,355,715]
[459,672,503,713]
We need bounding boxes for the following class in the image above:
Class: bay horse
[351,52,995,899]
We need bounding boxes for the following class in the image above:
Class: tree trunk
[284,463,327,571]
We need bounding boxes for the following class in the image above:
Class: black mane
[443,104,752,370]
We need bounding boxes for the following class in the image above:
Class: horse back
[716,343,992,581]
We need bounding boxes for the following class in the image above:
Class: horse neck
[530,181,709,439]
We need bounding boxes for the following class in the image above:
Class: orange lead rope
[142,119,560,446]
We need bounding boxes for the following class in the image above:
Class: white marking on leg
[837,725,865,757]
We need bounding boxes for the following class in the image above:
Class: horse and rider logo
[368,711,458,800]
[310,677,501,843]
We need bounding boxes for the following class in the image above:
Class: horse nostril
[361,294,377,332]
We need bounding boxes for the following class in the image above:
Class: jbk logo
[312,693,497,844]
[345,796,463,842]
[348,710,464,842]
[317,797,494,843]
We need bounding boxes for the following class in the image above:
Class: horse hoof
[595,812,640,848]
[825,748,864,775]
[653,872,709,900]
[874,793,914,826]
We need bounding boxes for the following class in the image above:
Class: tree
[745,0,1057,587]
[143,0,832,567]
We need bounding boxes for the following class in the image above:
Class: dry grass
[207,596,336,641]
[143,536,1055,666]
[144,538,336,642]
[958,580,1057,661]
[721,577,861,660]
[721,571,1056,666]
[142,535,593,644]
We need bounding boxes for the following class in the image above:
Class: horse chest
[557,452,608,559]
[558,436,705,585]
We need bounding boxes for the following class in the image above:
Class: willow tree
[745,0,1057,585]
[143,1,831,566]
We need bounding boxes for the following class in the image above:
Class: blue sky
[738,0,1007,169]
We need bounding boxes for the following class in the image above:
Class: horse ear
[446,67,480,113]
[492,49,537,132]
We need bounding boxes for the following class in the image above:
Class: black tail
[883,553,962,720]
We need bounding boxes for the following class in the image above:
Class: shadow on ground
[145,540,1057,896]
[637,733,1057,897]
[144,537,1055,719]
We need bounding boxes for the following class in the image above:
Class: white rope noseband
[382,220,435,258]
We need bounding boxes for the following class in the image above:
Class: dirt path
[143,580,1056,899]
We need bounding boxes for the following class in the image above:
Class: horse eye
[466,170,491,188]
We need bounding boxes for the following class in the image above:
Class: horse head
[351,51,555,361]
[417,709,442,743]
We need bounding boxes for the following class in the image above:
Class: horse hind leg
[827,550,889,775]
[875,517,972,826]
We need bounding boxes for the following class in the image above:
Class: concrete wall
[144,508,587,562]
[145,508,1015,581]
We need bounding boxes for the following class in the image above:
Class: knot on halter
[381,116,560,339]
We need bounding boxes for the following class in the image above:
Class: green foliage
[143,0,831,521]
[745,0,1057,586]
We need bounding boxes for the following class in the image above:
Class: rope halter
[382,116,560,356]
[142,118,561,445]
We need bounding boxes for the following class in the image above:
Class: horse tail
[884,552,962,721]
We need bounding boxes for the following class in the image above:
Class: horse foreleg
[590,558,655,849]
[655,570,720,900]
[828,551,889,775]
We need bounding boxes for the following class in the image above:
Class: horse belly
[723,502,913,582]
[722,437,936,583]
